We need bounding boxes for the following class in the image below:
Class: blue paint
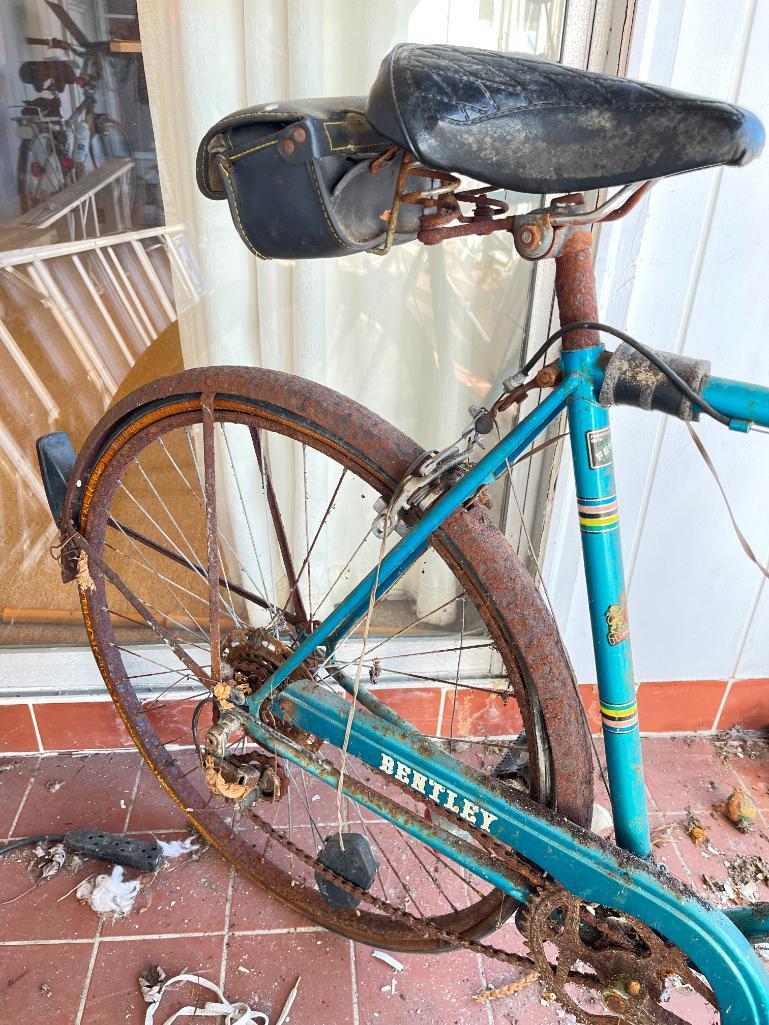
[235,350,769,1018]
[249,682,769,1022]
[562,346,651,857]
[700,375,769,429]
[245,377,576,707]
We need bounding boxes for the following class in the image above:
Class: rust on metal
[554,227,599,350]
[60,365,594,830]
[201,392,222,684]
[250,426,308,623]
[71,529,214,692]
[107,514,288,622]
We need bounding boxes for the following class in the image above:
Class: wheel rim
[74,378,592,948]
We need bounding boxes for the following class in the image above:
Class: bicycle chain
[248,805,538,972]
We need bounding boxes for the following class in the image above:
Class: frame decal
[577,494,619,534]
[586,425,612,468]
[605,595,630,646]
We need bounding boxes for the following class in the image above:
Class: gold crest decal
[605,598,629,646]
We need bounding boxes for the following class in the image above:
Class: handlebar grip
[25,37,50,45]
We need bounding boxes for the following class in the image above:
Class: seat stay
[245,376,576,706]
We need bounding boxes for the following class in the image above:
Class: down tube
[562,347,651,857]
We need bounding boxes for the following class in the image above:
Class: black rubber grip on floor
[63,830,165,871]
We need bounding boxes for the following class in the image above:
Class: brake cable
[513,320,731,427]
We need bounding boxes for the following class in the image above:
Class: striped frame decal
[577,494,619,533]
[600,698,639,733]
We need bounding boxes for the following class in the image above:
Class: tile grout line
[74,917,104,1025]
[28,702,44,753]
[348,940,360,1025]
[219,864,236,991]
[712,678,734,732]
[435,685,446,738]
[0,926,329,948]
[476,951,496,1025]
[7,756,40,837]
[122,758,144,832]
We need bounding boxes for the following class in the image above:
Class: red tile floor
[1,735,768,1024]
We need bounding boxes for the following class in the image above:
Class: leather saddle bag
[197,97,421,260]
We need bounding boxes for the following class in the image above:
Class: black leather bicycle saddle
[366,43,764,194]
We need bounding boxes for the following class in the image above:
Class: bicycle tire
[63,366,594,949]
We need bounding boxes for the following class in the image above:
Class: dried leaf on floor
[139,964,167,1004]
[32,842,66,881]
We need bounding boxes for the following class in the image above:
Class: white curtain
[136,0,565,621]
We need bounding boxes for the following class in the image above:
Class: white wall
[544,0,769,685]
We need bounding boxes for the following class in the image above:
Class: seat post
[553,226,601,350]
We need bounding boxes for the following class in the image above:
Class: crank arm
[255,679,769,1023]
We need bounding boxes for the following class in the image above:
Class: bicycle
[36,44,769,1023]
[15,33,134,217]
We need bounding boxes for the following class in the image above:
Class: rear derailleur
[201,709,285,806]
[200,625,322,805]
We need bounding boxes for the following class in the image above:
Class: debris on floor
[139,965,167,1004]
[141,968,269,1024]
[76,864,142,917]
[45,778,65,793]
[372,950,405,971]
[473,971,540,1002]
[713,726,769,763]
[717,786,758,833]
[274,976,301,1025]
[703,854,769,904]
[684,809,710,847]
[33,841,66,880]
[590,803,613,835]
[158,835,200,859]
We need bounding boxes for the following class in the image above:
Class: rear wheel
[17,132,69,213]
[72,367,593,949]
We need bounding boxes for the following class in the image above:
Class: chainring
[523,881,718,1023]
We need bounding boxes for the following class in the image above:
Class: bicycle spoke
[217,424,276,615]
[161,434,277,615]
[202,396,221,682]
[251,427,308,623]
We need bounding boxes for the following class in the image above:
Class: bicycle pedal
[63,830,165,872]
[315,832,378,910]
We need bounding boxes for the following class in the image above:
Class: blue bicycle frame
[243,342,769,1021]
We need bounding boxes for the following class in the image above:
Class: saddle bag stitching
[229,138,279,163]
[322,119,385,153]
[219,164,268,260]
[308,163,351,249]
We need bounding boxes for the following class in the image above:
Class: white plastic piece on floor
[372,950,405,971]
[144,973,269,1025]
[591,802,614,834]
[158,836,200,858]
[274,976,301,1025]
[76,865,140,916]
